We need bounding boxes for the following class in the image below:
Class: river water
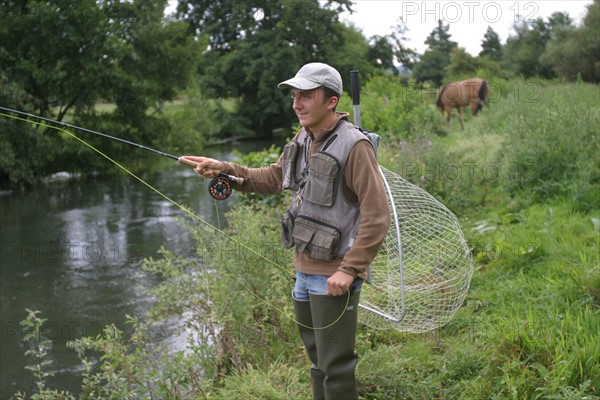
[0,140,278,398]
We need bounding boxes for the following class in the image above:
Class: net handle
[363,166,406,323]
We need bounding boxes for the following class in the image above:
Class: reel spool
[209,174,233,200]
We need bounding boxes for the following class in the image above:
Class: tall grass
[14,81,600,399]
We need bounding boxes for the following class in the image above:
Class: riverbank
[10,81,599,399]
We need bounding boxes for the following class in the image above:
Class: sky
[340,0,593,56]
[166,0,593,56]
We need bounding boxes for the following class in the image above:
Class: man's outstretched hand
[179,156,224,179]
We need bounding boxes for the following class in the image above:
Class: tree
[542,0,600,82]
[579,0,600,82]
[446,47,478,77]
[479,26,502,61]
[103,1,200,126]
[0,0,201,185]
[324,23,381,83]
[503,17,550,78]
[502,12,574,79]
[412,20,457,84]
[366,35,397,73]
[0,1,113,119]
[390,20,418,70]
[424,19,456,53]
[177,0,390,136]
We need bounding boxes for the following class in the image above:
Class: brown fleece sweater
[220,113,390,280]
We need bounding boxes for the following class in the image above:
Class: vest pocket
[281,140,301,190]
[281,210,296,249]
[292,215,341,261]
[304,152,340,207]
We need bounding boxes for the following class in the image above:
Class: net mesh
[359,166,474,333]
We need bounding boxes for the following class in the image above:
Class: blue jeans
[292,271,363,301]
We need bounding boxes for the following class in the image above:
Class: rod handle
[178,157,198,168]
[178,157,245,185]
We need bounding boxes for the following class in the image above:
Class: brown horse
[436,78,489,130]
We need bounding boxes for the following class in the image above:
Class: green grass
[192,82,599,398]
[202,82,600,399]
[15,81,600,400]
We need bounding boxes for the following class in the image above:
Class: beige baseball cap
[278,62,343,96]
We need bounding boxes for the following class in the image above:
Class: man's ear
[327,95,339,111]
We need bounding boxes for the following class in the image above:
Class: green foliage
[542,1,600,83]
[0,1,112,117]
[13,310,76,400]
[389,21,418,70]
[479,26,503,61]
[11,78,600,399]
[446,47,478,77]
[463,202,600,399]
[324,22,389,86]
[0,0,202,186]
[497,83,600,210]
[211,363,309,400]
[502,13,576,79]
[68,316,207,400]
[179,0,356,135]
[337,75,445,144]
[15,309,209,400]
[413,20,458,84]
[159,76,254,151]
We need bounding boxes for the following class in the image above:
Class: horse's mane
[436,82,451,110]
[478,80,488,102]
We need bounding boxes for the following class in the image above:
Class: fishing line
[0,106,242,200]
[0,109,350,330]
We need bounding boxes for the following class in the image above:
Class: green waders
[293,297,326,400]
[293,292,360,400]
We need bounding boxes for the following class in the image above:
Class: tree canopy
[175,0,389,136]
[479,26,502,61]
[412,20,457,85]
[1,0,599,186]
[0,0,201,184]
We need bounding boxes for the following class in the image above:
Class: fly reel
[209,173,245,200]
[208,174,232,200]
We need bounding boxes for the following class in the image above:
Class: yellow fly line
[0,109,350,330]
[2,107,475,334]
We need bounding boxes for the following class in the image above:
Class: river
[0,139,279,398]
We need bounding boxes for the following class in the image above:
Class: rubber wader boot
[293,296,326,400]
[309,291,360,400]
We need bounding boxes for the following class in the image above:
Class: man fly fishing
[181,62,390,400]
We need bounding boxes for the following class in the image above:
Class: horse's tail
[436,83,450,111]
[478,80,488,103]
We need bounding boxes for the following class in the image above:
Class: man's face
[290,88,336,131]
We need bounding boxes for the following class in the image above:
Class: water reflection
[0,140,279,397]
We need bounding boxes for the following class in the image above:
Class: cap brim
[277,77,321,91]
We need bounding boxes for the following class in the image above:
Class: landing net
[359,166,474,333]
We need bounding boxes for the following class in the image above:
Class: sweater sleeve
[220,155,284,195]
[220,131,302,195]
[338,140,391,278]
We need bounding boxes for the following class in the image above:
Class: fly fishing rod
[0,106,243,199]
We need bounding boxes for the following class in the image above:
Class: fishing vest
[280,121,374,261]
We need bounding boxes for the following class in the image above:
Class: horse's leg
[457,106,464,130]
[470,101,478,116]
[445,106,451,127]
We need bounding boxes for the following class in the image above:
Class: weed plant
[14,81,599,399]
